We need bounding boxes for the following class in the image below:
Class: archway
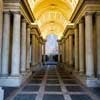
[45,34,58,64]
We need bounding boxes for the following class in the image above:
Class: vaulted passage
[0,0,100,100]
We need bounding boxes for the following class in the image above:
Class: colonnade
[0,11,32,86]
[0,0,4,99]
[31,28,45,70]
[58,12,100,87]
[0,1,46,87]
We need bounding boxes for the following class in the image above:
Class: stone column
[62,41,64,63]
[11,12,21,76]
[32,34,36,65]
[38,41,40,62]
[37,38,39,64]
[0,0,3,74]
[66,37,69,64]
[40,43,42,63]
[20,18,27,74]
[61,42,63,62]
[58,42,60,62]
[38,40,40,63]
[43,43,46,63]
[0,87,4,100]
[64,39,66,63]
[85,12,94,77]
[36,38,38,64]
[65,39,67,63]
[74,26,79,72]
[26,25,31,71]
[1,11,10,75]
[79,19,85,74]
[96,12,100,78]
[37,39,39,64]
[60,43,62,62]
[39,43,41,62]
[69,34,73,66]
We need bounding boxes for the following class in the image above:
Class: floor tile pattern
[5,66,99,100]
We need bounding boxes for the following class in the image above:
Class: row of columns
[59,32,74,67]
[0,8,45,87]
[31,31,45,67]
[74,12,95,77]
[58,12,100,78]
[1,11,31,76]
[0,0,4,99]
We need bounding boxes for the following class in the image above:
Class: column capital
[74,24,78,29]
[3,11,10,14]
[12,11,21,14]
[22,18,27,23]
[27,24,31,28]
[79,18,84,24]
[85,12,94,16]
[95,12,100,16]
[68,33,74,37]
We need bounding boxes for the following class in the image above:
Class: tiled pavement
[5,65,100,100]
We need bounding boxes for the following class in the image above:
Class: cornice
[3,1,20,12]
[20,0,35,23]
[63,24,74,36]
[3,0,35,24]
[70,0,100,24]
[31,23,41,38]
[70,0,84,22]
[22,0,35,22]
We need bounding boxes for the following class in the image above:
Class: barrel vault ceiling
[28,0,79,39]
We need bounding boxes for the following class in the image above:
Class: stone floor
[4,65,100,100]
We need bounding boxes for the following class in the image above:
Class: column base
[73,72,99,87]
[79,71,84,76]
[26,69,31,73]
[31,63,42,71]
[64,64,73,74]
[0,75,21,87]
[74,70,79,73]
[97,74,100,79]
[21,71,27,76]
[0,71,32,87]
[0,87,4,100]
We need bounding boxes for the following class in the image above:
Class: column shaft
[79,20,85,74]
[43,44,45,63]
[26,26,30,71]
[85,13,94,77]
[40,43,42,62]
[65,40,67,63]
[63,42,64,63]
[20,19,27,73]
[32,35,35,65]
[35,38,38,64]
[11,13,21,76]
[37,38,39,64]
[96,12,100,77]
[74,27,79,72]
[1,12,10,75]
[0,0,3,73]
[69,35,73,66]
[64,39,66,63]
[67,38,69,64]
[58,43,60,62]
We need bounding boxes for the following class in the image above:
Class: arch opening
[45,34,58,63]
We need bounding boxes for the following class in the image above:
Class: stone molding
[95,12,100,16]
[71,1,100,24]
